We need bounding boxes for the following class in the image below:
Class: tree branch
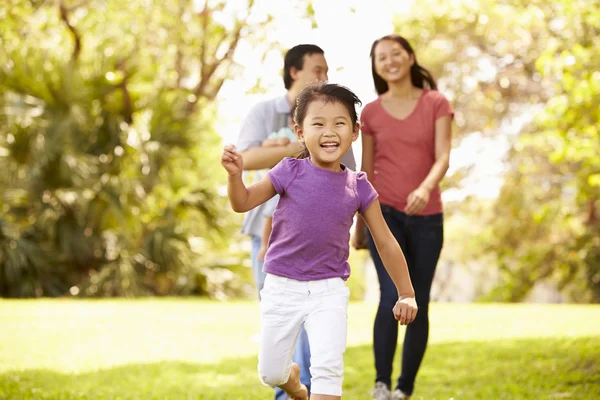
[205,77,225,101]
[194,22,242,97]
[185,17,246,114]
[173,0,186,88]
[194,20,246,97]
[198,2,210,87]
[66,0,90,12]
[58,1,81,65]
[587,200,597,225]
[116,59,133,124]
[184,0,254,114]
[116,44,140,124]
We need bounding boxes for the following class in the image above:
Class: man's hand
[352,226,367,250]
[276,137,291,146]
[257,245,267,261]
[393,296,418,325]
[221,144,243,176]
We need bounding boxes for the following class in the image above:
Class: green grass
[1,300,599,399]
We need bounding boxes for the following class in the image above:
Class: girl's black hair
[293,83,361,159]
[370,34,437,94]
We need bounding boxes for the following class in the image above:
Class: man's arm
[237,100,303,171]
[240,143,303,170]
[257,216,273,261]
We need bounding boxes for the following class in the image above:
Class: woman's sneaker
[372,382,391,400]
[391,388,410,399]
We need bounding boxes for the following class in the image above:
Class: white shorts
[258,273,350,396]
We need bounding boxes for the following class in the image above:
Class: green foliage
[0,0,285,297]
[394,0,599,302]
[486,0,600,302]
[393,0,550,139]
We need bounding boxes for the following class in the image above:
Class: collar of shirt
[275,94,291,114]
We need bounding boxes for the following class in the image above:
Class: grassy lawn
[1,300,599,399]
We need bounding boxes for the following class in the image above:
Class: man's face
[292,53,329,89]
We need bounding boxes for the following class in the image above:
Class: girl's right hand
[221,144,243,176]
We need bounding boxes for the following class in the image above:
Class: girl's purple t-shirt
[264,157,378,281]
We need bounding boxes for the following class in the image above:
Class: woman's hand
[393,296,418,325]
[404,187,430,215]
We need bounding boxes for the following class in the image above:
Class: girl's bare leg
[278,363,308,400]
[311,394,341,400]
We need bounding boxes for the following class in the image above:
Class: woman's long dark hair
[370,34,437,94]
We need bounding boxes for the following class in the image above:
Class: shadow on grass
[2,336,599,400]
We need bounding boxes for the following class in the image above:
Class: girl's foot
[284,363,308,400]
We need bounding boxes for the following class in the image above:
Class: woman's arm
[360,134,376,181]
[353,134,375,249]
[405,115,452,215]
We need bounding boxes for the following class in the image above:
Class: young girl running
[221,83,418,400]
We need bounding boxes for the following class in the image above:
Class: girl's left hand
[393,296,418,325]
[404,187,430,215]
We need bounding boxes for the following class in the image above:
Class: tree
[392,0,599,301]
[486,0,600,302]
[0,0,312,297]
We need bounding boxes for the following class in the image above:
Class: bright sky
[216,0,410,142]
[214,0,513,202]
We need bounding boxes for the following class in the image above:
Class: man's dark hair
[283,44,325,90]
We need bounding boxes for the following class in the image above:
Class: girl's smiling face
[295,99,359,171]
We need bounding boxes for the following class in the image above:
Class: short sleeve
[236,102,268,152]
[360,103,373,136]
[267,158,298,195]
[355,171,378,213]
[434,92,454,121]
